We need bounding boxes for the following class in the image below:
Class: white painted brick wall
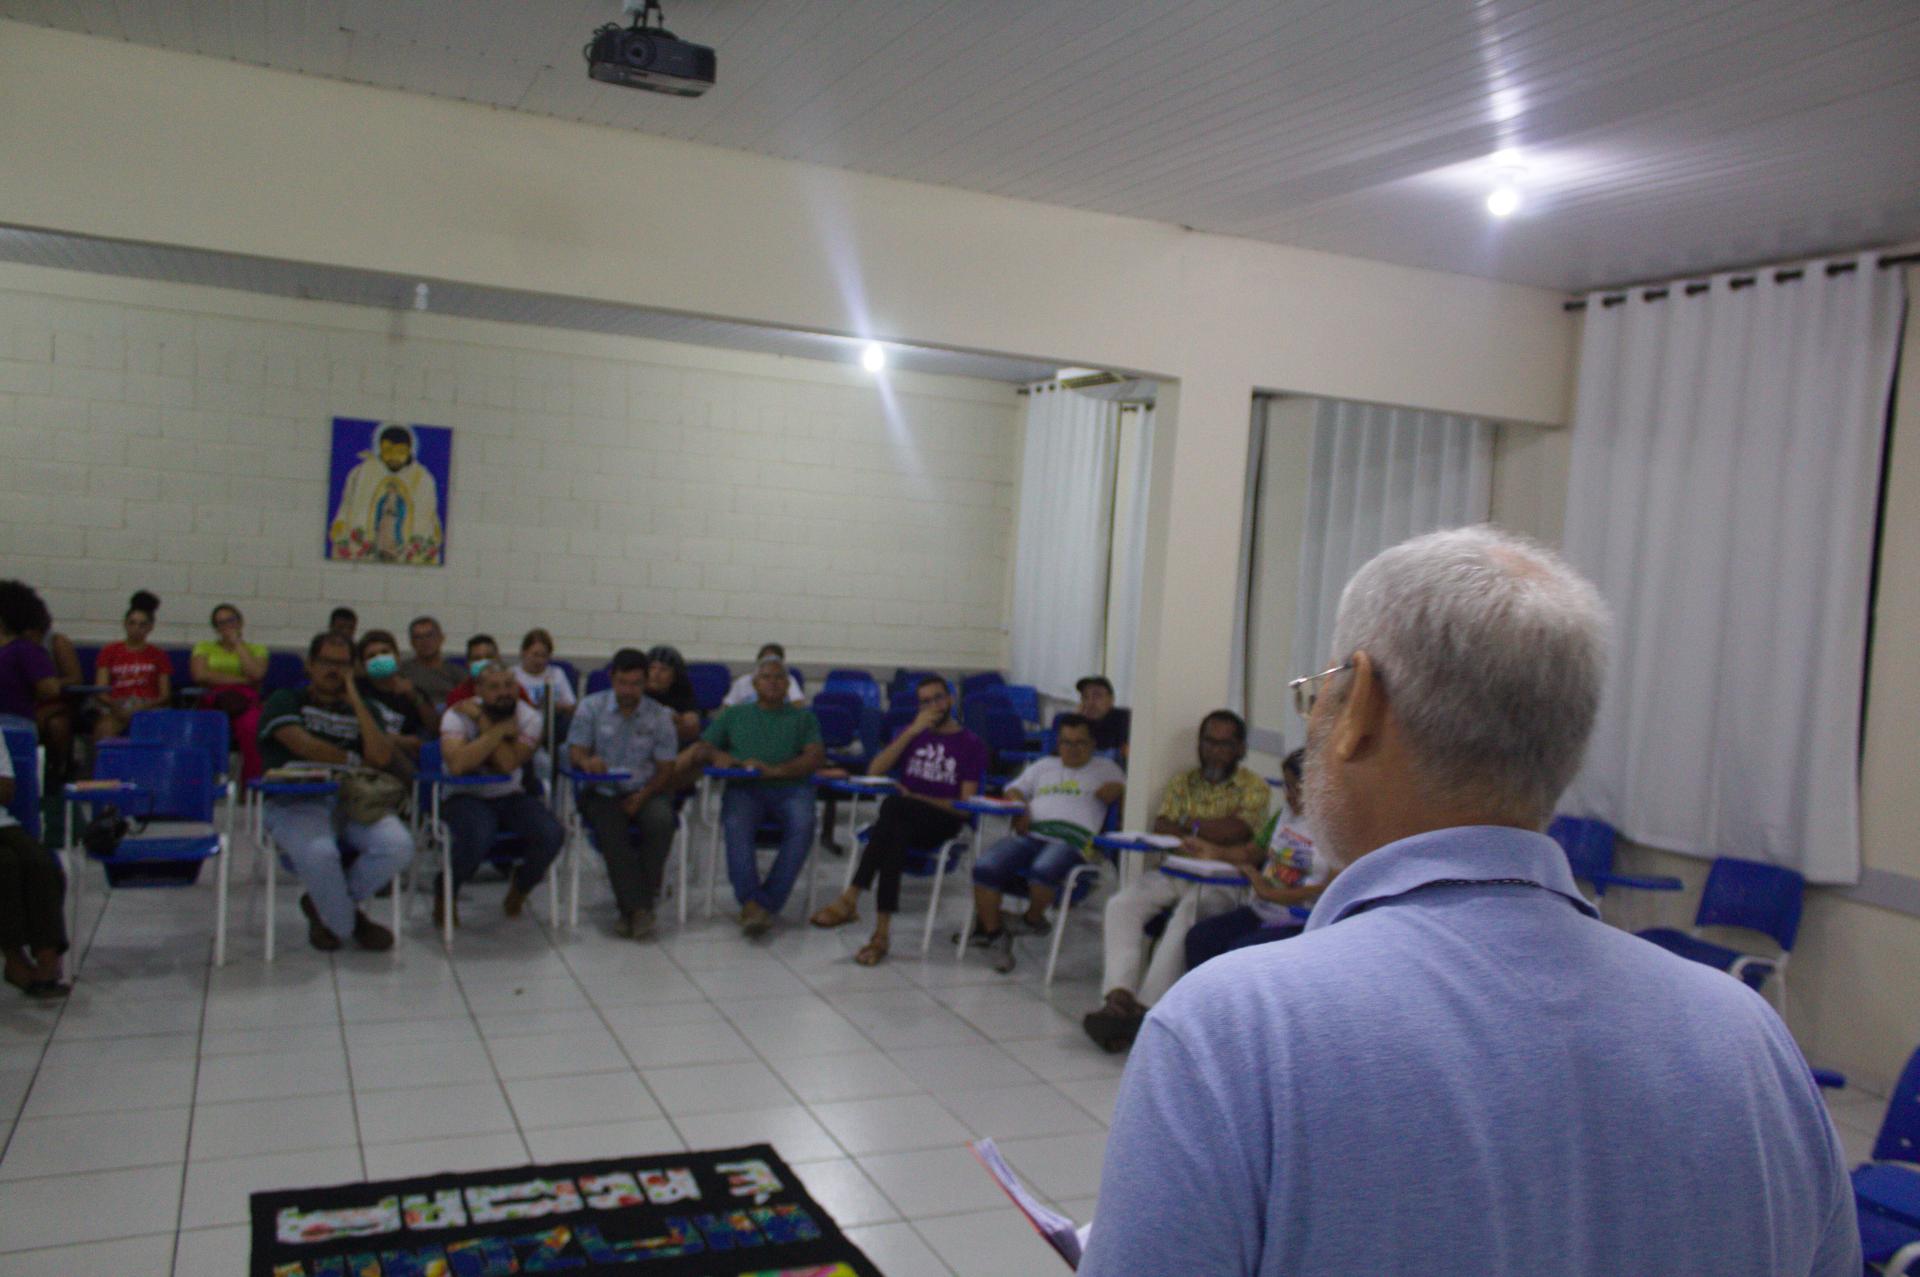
[0,265,1022,670]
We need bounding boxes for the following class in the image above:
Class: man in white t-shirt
[963,714,1125,966]
[722,643,805,707]
[1179,748,1334,972]
[436,662,566,928]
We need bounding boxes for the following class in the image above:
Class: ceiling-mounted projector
[585,0,715,97]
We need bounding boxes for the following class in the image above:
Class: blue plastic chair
[69,741,229,966]
[811,690,863,719]
[417,739,558,945]
[1546,815,1682,920]
[890,674,950,710]
[130,709,231,786]
[1002,683,1041,728]
[960,671,1007,702]
[1821,1043,1920,1272]
[262,651,306,695]
[584,666,613,697]
[555,764,691,929]
[162,646,198,704]
[847,818,972,957]
[813,704,860,753]
[1636,857,1803,1004]
[824,669,882,712]
[2,723,40,839]
[686,662,732,713]
[882,703,920,742]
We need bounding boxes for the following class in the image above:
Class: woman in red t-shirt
[91,591,173,743]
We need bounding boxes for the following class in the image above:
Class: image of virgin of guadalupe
[329,422,445,564]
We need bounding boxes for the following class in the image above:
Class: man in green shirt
[695,658,825,935]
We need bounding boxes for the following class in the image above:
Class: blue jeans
[1183,905,1302,971]
[720,783,815,914]
[262,795,414,937]
[971,833,1082,893]
[441,791,565,894]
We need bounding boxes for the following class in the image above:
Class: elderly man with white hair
[1079,526,1858,1277]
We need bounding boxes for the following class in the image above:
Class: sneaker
[1016,911,1053,936]
[300,894,342,953]
[352,911,395,952]
[503,885,530,918]
[739,902,773,937]
[990,928,1018,975]
[627,907,657,941]
[614,914,634,939]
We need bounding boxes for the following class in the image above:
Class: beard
[481,698,517,723]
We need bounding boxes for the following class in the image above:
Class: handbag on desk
[337,768,408,824]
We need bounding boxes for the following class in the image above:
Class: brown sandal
[854,937,890,967]
[810,898,859,929]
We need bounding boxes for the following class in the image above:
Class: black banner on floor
[249,1142,881,1276]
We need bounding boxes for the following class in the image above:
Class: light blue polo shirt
[564,689,679,795]
[1079,825,1858,1277]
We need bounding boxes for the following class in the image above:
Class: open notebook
[969,1138,1093,1269]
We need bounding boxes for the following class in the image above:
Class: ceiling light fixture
[861,342,887,373]
[1485,159,1526,219]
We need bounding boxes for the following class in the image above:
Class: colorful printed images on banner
[325,417,451,566]
[250,1144,880,1277]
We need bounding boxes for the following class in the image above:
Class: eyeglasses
[1289,662,1353,716]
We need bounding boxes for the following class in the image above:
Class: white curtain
[1105,403,1155,703]
[1227,397,1268,715]
[1010,384,1121,699]
[1291,399,1495,694]
[1561,255,1904,883]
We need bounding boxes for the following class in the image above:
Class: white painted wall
[0,263,1021,665]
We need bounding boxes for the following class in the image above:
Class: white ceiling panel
[3,0,1917,290]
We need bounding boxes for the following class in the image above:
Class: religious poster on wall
[325,417,451,565]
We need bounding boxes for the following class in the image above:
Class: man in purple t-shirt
[809,674,986,965]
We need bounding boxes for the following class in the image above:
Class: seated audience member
[193,602,270,782]
[0,582,65,751]
[810,675,987,966]
[445,635,532,708]
[328,607,358,644]
[257,632,410,952]
[400,615,463,711]
[1182,748,1331,972]
[694,658,824,936]
[724,643,805,706]
[645,644,703,744]
[1082,710,1269,1052]
[515,627,577,713]
[1077,528,1858,1277]
[567,648,682,940]
[91,591,174,746]
[437,662,565,926]
[354,630,431,769]
[964,714,1125,965]
[1075,675,1131,757]
[0,740,69,998]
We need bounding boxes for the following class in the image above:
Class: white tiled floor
[5,821,1888,1277]
[0,824,1120,1275]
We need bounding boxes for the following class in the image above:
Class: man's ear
[1328,650,1387,762]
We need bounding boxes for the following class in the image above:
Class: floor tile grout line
[446,924,537,1164]
[167,901,219,1277]
[0,883,120,1163]
[327,950,370,1184]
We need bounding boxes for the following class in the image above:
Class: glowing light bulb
[861,342,887,373]
[1486,185,1521,218]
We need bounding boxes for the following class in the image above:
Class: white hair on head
[1328,524,1610,821]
